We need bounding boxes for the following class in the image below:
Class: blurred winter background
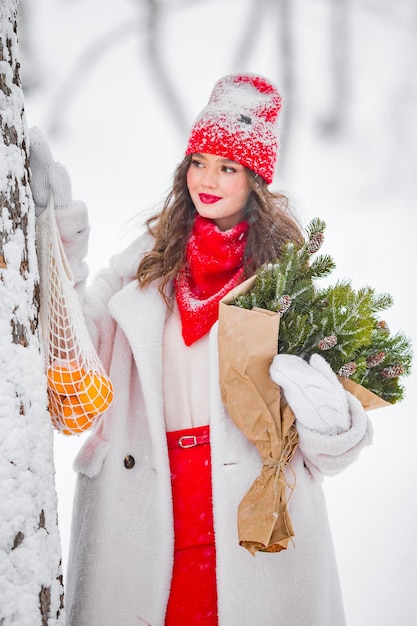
[18,0,417,623]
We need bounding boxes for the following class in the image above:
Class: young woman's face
[186,153,250,231]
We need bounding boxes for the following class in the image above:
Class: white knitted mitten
[29,127,90,288]
[269,353,351,435]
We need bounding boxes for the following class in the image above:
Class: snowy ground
[22,0,417,624]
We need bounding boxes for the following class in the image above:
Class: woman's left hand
[270,353,351,435]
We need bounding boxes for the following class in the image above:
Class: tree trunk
[0,1,64,624]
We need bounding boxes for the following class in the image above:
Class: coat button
[124,455,135,469]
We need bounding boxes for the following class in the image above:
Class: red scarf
[175,215,249,346]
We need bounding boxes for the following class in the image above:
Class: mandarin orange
[75,372,114,416]
[60,396,93,433]
[47,360,86,395]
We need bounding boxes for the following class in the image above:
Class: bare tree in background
[24,0,290,145]
[233,0,295,165]
[320,0,351,135]
[41,0,196,139]
[0,1,64,623]
[19,0,417,167]
[145,0,189,135]
[276,0,294,163]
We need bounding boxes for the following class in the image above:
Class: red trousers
[165,425,218,625]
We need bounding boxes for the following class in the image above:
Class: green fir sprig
[234,218,412,403]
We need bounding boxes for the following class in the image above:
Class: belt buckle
[178,435,197,449]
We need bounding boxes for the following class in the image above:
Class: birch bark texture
[0,2,64,624]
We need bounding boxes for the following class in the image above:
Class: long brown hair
[137,155,304,298]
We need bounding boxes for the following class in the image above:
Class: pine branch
[306,254,336,279]
[233,218,413,404]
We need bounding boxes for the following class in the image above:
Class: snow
[19,0,417,624]
[1,3,64,622]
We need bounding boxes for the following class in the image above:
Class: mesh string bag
[36,196,114,435]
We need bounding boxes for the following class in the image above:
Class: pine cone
[338,362,357,378]
[278,294,292,315]
[366,351,386,368]
[317,334,338,350]
[381,364,404,379]
[377,320,390,334]
[307,231,324,254]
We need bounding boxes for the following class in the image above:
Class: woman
[30,73,372,626]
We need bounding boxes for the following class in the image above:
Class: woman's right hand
[29,127,90,288]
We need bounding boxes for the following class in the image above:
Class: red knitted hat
[186,74,282,185]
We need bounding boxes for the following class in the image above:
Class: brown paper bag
[338,377,391,411]
[217,277,389,555]
[218,277,299,555]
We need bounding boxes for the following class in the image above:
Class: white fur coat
[64,235,372,626]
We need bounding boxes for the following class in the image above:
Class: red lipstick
[199,193,222,204]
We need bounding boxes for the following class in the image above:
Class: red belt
[167,426,210,449]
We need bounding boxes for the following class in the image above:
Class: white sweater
[163,300,210,431]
